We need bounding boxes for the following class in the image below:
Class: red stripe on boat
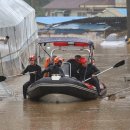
[84,83,94,89]
[53,42,68,46]
[74,42,88,47]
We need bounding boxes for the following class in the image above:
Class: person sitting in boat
[67,55,81,79]
[43,55,57,77]
[42,56,65,77]
[44,55,57,68]
[21,55,42,99]
[79,57,101,95]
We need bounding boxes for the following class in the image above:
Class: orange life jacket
[43,57,51,77]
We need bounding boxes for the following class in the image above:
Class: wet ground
[0,41,130,130]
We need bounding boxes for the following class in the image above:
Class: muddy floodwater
[0,42,130,130]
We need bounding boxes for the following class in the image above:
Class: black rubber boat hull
[27,77,106,101]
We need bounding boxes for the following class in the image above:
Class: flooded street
[0,42,130,130]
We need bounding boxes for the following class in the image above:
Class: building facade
[115,0,126,7]
[43,0,126,17]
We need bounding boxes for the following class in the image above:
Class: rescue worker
[44,55,57,68]
[42,56,65,77]
[43,55,57,77]
[21,55,42,99]
[67,55,81,79]
[79,57,101,95]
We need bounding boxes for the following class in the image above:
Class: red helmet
[29,55,36,61]
[79,57,87,64]
[54,56,64,64]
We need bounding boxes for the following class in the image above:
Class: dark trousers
[87,77,101,95]
[23,81,32,99]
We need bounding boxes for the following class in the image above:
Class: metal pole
[0,52,4,75]
[127,0,130,43]
[126,0,130,72]
[7,39,14,74]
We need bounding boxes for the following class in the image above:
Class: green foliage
[24,0,53,16]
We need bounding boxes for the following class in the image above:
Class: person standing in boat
[67,55,81,79]
[42,56,65,77]
[43,55,57,77]
[21,55,42,99]
[44,55,57,68]
[79,57,101,95]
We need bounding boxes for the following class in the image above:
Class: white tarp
[0,0,38,75]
